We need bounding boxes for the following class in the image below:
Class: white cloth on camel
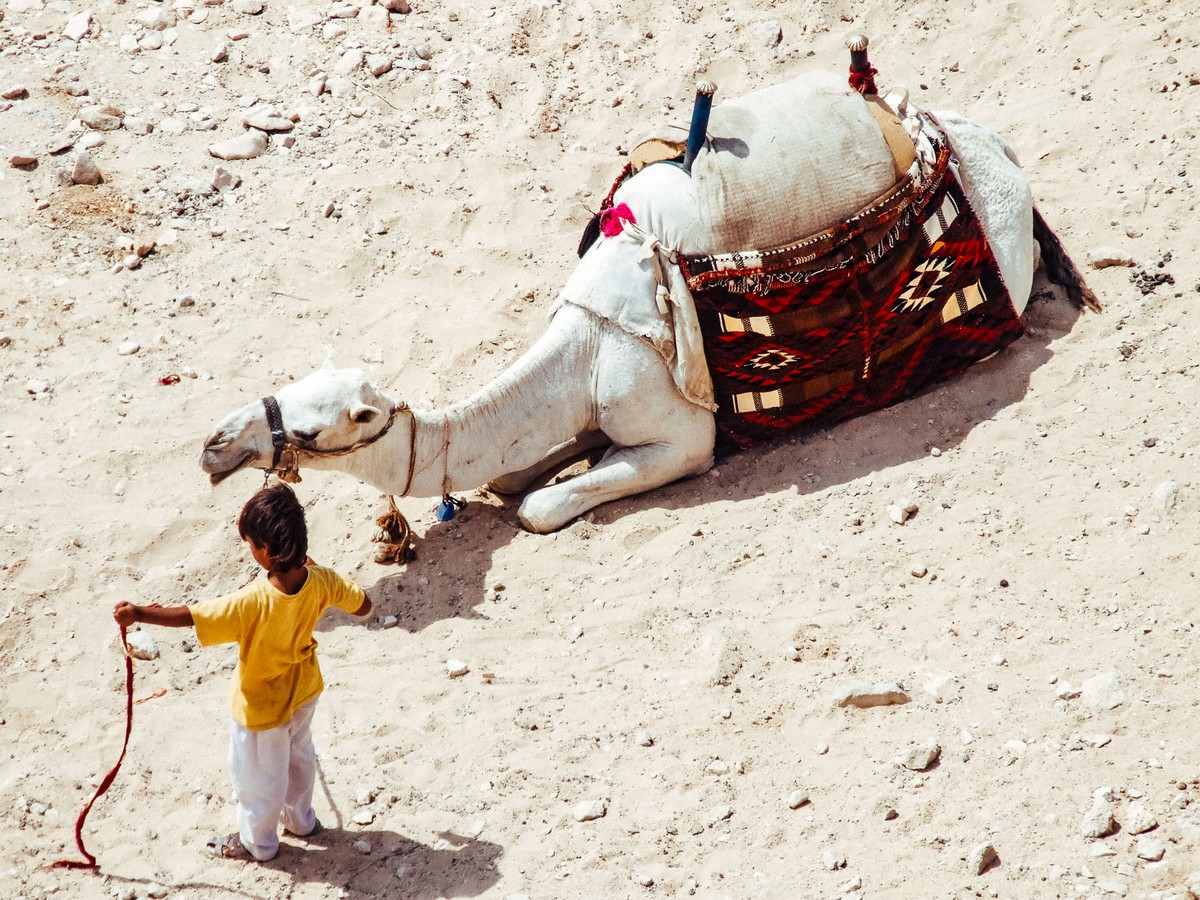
[553,161,717,412]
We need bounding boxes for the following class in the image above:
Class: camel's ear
[349,403,382,425]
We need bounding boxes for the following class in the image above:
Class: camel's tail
[1033,207,1102,312]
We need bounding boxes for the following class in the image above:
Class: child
[113,482,372,862]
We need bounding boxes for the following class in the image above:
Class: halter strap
[262,396,286,470]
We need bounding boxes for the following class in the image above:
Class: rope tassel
[372,495,414,565]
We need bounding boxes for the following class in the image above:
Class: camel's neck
[305,314,591,497]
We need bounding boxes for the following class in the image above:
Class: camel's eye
[293,430,319,443]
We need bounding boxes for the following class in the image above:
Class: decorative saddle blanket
[681,112,1024,448]
[581,99,1025,451]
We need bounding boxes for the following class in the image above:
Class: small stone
[899,740,941,771]
[366,54,393,77]
[910,561,928,578]
[1125,801,1158,835]
[80,107,122,131]
[705,759,730,775]
[70,151,102,185]
[136,7,174,29]
[124,117,153,136]
[822,849,847,870]
[242,109,293,132]
[1136,835,1165,862]
[118,341,141,355]
[9,150,37,167]
[352,809,374,825]
[754,20,782,47]
[633,729,653,747]
[139,31,164,50]
[212,44,229,63]
[888,505,909,524]
[1081,672,1126,710]
[63,11,92,41]
[574,799,606,822]
[382,0,410,11]
[446,659,469,678]
[232,0,264,13]
[211,167,241,190]
[1087,247,1137,269]
[1151,481,1178,512]
[834,682,910,709]
[968,842,998,875]
[145,884,168,899]
[353,839,371,854]
[126,630,159,660]
[334,48,365,75]
[380,615,398,628]
[1055,681,1080,700]
[2,85,29,100]
[208,130,268,160]
[786,789,809,810]
[1081,799,1116,839]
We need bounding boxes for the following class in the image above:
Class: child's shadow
[282,824,502,898]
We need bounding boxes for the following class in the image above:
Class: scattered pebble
[633,729,653,747]
[574,799,606,822]
[968,842,998,875]
[1081,672,1126,710]
[208,130,268,160]
[446,659,469,678]
[126,630,160,660]
[834,682,910,709]
[899,739,941,771]
[786,789,810,810]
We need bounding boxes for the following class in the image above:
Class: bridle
[259,395,415,492]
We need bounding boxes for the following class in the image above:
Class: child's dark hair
[238,482,308,571]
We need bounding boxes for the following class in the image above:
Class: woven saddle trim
[681,114,950,291]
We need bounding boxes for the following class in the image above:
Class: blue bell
[435,495,465,522]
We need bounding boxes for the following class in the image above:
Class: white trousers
[228,697,320,861]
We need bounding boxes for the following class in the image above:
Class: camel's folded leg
[488,430,610,496]
[516,440,713,533]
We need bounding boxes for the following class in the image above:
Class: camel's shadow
[611,286,1085,521]
[365,287,1083,629]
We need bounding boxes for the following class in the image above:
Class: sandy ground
[2,0,1200,898]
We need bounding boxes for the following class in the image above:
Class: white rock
[145,884,168,899]
[787,789,809,809]
[1152,481,1178,511]
[118,341,141,356]
[124,117,153,136]
[968,842,997,875]
[1126,801,1158,835]
[573,799,606,822]
[1081,672,1126,710]
[446,659,469,678]
[1136,835,1165,862]
[888,505,909,524]
[1081,799,1116,839]
[80,106,122,131]
[242,110,293,132]
[1087,247,1137,269]
[208,130,268,160]
[135,7,175,30]
[63,10,92,40]
[1055,681,1080,700]
[125,630,160,660]
[366,54,393,77]
[352,809,374,825]
[232,0,264,14]
[334,48,365,75]
[633,729,653,747]
[899,740,941,771]
[139,31,164,50]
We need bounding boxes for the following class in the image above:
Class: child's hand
[113,601,138,627]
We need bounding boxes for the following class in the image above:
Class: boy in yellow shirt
[113,482,372,861]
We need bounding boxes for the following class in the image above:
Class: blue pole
[682,80,717,173]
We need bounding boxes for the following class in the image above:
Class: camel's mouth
[201,446,254,485]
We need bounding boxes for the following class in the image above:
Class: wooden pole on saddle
[846,34,878,96]
[682,80,717,173]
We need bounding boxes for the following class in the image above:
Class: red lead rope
[52,623,135,870]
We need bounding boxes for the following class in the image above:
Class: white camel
[201,69,1095,534]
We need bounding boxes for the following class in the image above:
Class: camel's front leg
[488,430,611,496]
[517,440,713,533]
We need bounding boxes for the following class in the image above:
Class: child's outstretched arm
[351,595,373,618]
[113,601,194,628]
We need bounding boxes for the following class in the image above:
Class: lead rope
[52,623,135,870]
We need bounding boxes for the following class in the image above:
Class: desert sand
[2,0,1199,898]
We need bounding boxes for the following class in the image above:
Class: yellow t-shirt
[191,565,366,730]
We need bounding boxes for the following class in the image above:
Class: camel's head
[201,364,393,485]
